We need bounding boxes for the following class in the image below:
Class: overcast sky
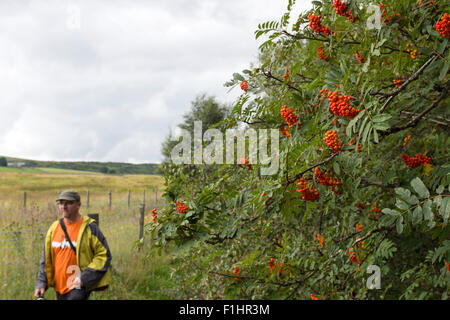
[0,0,312,164]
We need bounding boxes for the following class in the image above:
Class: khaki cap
[56,190,81,202]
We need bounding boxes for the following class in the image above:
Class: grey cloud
[0,0,311,163]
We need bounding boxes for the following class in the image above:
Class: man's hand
[34,288,45,299]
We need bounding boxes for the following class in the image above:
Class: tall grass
[0,172,176,300]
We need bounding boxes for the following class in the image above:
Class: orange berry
[327,90,360,118]
[240,80,248,92]
[176,201,188,213]
[281,105,300,128]
[436,13,450,38]
[308,13,331,35]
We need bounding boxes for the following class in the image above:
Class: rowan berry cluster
[401,152,432,168]
[393,78,403,88]
[176,200,188,213]
[356,237,364,248]
[355,202,365,210]
[324,130,342,153]
[436,13,450,38]
[232,266,240,279]
[240,157,252,169]
[369,204,380,220]
[379,4,400,23]
[355,51,365,64]
[319,88,329,96]
[403,135,411,146]
[327,90,360,118]
[419,0,435,8]
[283,69,290,80]
[371,204,381,213]
[240,80,248,92]
[269,258,283,275]
[280,127,290,137]
[406,45,418,59]
[317,233,324,247]
[317,46,329,61]
[347,249,360,264]
[310,293,319,300]
[314,167,341,192]
[308,13,331,35]
[296,178,320,201]
[151,208,157,222]
[332,0,356,23]
[281,105,300,128]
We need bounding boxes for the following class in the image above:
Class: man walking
[34,190,111,300]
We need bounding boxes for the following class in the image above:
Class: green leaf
[439,62,449,81]
[333,162,341,175]
[373,114,392,122]
[346,110,365,137]
[395,187,419,205]
[412,206,423,225]
[233,73,245,81]
[423,200,433,222]
[373,129,379,143]
[380,214,397,227]
[395,198,409,211]
[395,187,411,199]
[396,216,404,234]
[373,122,390,131]
[382,208,400,216]
[440,196,450,222]
[411,177,430,198]
[362,123,372,143]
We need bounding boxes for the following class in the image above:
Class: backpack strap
[59,218,77,255]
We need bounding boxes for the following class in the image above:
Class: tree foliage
[159,94,230,202]
[151,0,449,300]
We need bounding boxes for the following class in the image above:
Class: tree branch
[399,110,450,128]
[381,86,448,137]
[262,70,302,93]
[284,153,338,186]
[379,54,438,113]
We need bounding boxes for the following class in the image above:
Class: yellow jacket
[36,216,111,292]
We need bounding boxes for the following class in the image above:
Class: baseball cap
[56,190,81,202]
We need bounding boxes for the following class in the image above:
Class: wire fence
[0,190,165,300]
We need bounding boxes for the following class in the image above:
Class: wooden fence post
[127,190,131,209]
[139,203,145,250]
[155,188,158,204]
[23,192,27,209]
[142,190,146,206]
[108,190,112,209]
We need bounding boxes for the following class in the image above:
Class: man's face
[58,200,81,219]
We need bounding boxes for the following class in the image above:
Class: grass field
[0,167,96,174]
[0,170,177,300]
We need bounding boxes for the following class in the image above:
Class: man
[34,190,112,300]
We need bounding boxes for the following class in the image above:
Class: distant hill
[1,155,161,175]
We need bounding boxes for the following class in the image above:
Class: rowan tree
[150,0,449,300]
